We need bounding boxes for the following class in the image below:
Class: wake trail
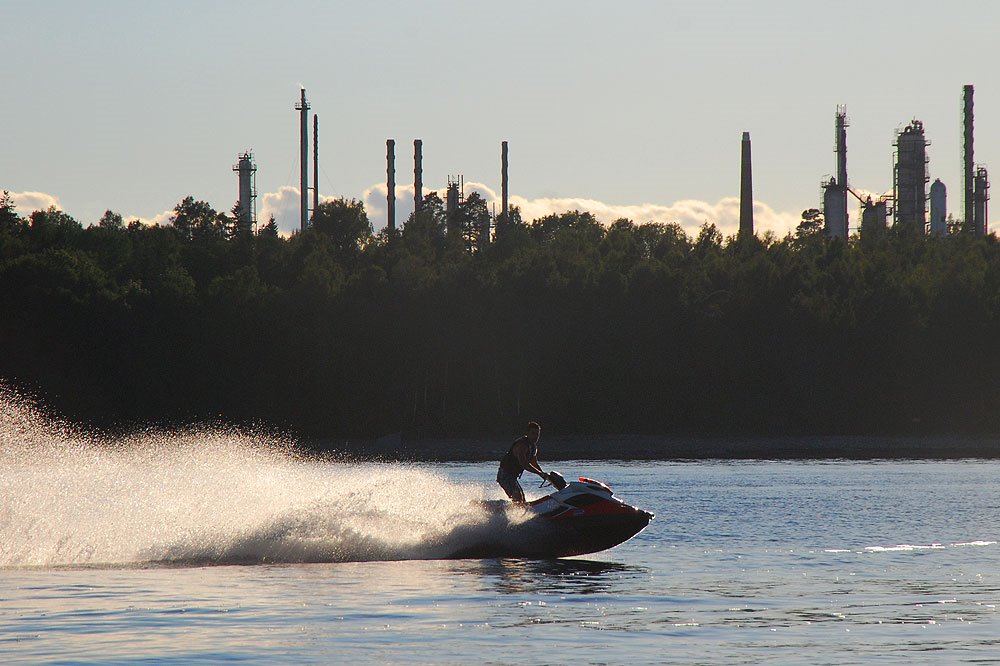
[0,386,520,568]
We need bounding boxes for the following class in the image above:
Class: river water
[2,400,1000,663]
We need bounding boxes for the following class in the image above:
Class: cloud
[3,190,175,227]
[124,209,174,227]
[510,194,803,238]
[259,186,304,236]
[8,185,803,239]
[260,186,370,236]
[7,191,62,215]
[358,180,803,238]
[363,183,420,232]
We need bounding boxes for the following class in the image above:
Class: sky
[3,0,998,238]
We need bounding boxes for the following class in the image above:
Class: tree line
[2,189,1000,441]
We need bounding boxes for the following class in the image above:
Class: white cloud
[358,180,803,238]
[7,191,62,215]
[123,209,174,227]
[363,183,420,232]
[4,190,175,227]
[509,194,804,238]
[259,186,304,236]
[8,186,805,239]
[260,187,370,236]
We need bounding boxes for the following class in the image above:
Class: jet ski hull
[451,478,653,559]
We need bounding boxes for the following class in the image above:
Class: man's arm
[514,442,546,478]
[526,453,546,478]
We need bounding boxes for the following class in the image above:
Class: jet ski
[450,472,653,559]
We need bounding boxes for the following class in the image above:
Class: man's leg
[497,469,526,503]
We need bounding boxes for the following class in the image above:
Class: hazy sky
[4,1,997,236]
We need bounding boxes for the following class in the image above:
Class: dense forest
[2,189,1000,439]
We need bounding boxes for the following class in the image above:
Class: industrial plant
[228,85,990,243]
[810,84,989,239]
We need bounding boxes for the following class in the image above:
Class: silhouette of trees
[98,210,124,230]
[311,198,372,260]
[171,196,226,242]
[3,193,1000,441]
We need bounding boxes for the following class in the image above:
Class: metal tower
[313,114,319,213]
[822,107,850,239]
[413,139,423,210]
[964,84,975,230]
[501,140,509,220]
[387,139,396,233]
[893,120,928,233]
[295,88,311,231]
[974,166,990,236]
[233,151,257,236]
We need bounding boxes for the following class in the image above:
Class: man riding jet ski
[468,422,653,558]
[478,472,653,558]
[496,421,556,503]
[463,471,654,559]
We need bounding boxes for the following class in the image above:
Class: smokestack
[739,131,754,238]
[964,84,975,229]
[975,166,989,236]
[233,152,256,236]
[295,88,311,231]
[414,139,423,209]
[501,140,509,219]
[835,107,848,190]
[313,114,319,213]
[834,107,849,237]
[387,139,396,233]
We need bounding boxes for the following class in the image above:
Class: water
[3,394,1000,663]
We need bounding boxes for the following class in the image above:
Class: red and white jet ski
[452,472,653,559]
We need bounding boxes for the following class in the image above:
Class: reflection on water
[463,558,648,596]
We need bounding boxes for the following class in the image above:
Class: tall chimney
[387,139,396,233]
[501,140,509,219]
[834,107,849,237]
[414,139,423,209]
[233,152,256,236]
[835,108,847,190]
[739,131,754,238]
[975,166,989,236]
[313,114,319,213]
[964,84,975,229]
[295,88,310,231]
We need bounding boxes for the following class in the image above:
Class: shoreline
[300,434,1000,462]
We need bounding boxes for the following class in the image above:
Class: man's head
[527,421,541,442]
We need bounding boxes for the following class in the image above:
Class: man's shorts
[496,468,525,503]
